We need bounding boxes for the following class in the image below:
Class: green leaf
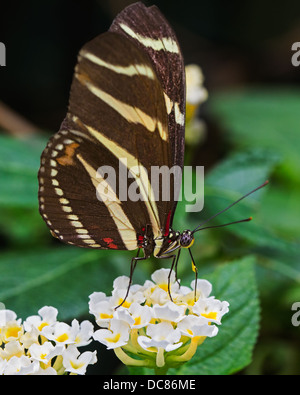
[171,256,259,375]
[200,149,300,261]
[0,135,47,208]
[259,182,300,240]
[202,149,287,247]
[0,247,140,321]
[206,148,280,196]
[0,207,48,246]
[208,87,300,184]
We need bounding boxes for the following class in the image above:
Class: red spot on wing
[103,237,118,249]
[164,210,172,236]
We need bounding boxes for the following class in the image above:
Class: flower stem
[154,365,169,375]
[156,347,165,368]
[168,337,200,363]
[53,355,64,375]
[114,347,151,367]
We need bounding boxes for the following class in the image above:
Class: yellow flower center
[70,360,85,370]
[106,333,121,343]
[201,311,217,322]
[100,313,113,320]
[38,322,49,332]
[56,333,69,343]
[118,299,131,308]
[5,326,21,339]
[159,283,168,292]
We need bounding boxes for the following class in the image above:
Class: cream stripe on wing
[163,92,184,126]
[119,23,179,53]
[75,73,168,141]
[75,72,168,141]
[80,51,155,80]
[174,102,185,126]
[77,154,138,250]
[72,117,161,238]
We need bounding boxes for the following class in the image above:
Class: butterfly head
[179,230,194,249]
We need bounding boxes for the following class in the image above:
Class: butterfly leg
[188,248,198,302]
[156,250,181,302]
[173,248,181,286]
[115,249,148,309]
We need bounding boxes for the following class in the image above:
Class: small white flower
[177,315,218,338]
[3,355,38,375]
[89,298,114,328]
[42,322,75,345]
[93,318,130,349]
[186,64,208,106]
[138,322,182,352]
[143,269,180,305]
[113,276,131,291]
[111,287,145,309]
[89,291,110,314]
[23,306,58,333]
[153,302,186,323]
[114,302,154,329]
[29,341,61,363]
[20,327,39,349]
[0,340,24,360]
[190,279,212,299]
[128,303,153,329]
[0,310,17,327]
[71,319,94,347]
[62,345,97,375]
[89,291,109,304]
[145,284,170,306]
[1,320,23,343]
[114,308,135,327]
[193,298,230,325]
[185,64,208,145]
[151,268,180,293]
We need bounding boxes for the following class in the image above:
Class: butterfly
[38,2,268,304]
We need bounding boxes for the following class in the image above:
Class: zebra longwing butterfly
[38,2,267,300]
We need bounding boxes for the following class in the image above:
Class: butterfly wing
[38,3,186,249]
[110,2,186,207]
[39,31,171,249]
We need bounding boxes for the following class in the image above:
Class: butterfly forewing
[110,3,185,163]
[39,31,173,249]
[110,2,186,224]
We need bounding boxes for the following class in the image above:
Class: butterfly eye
[180,232,194,248]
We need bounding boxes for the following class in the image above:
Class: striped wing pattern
[110,2,186,172]
[38,2,185,251]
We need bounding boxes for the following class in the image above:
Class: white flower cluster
[0,306,96,375]
[89,269,229,371]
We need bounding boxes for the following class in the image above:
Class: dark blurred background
[1,0,300,376]
[1,0,300,131]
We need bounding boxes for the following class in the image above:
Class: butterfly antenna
[192,180,269,235]
[195,216,252,232]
